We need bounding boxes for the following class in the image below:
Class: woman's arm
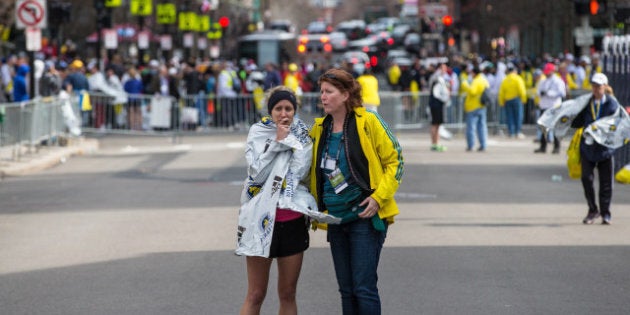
[368,115,404,207]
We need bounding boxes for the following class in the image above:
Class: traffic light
[442,15,453,28]
[218,16,230,28]
[575,0,606,15]
[590,0,599,15]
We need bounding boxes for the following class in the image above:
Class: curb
[0,138,99,178]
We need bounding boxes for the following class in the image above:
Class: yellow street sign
[105,0,122,7]
[156,3,176,24]
[207,23,223,39]
[130,0,152,16]
[207,30,222,40]
[200,16,210,32]
[179,12,195,31]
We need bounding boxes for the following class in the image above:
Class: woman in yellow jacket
[309,68,403,314]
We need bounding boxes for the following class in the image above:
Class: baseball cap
[70,59,84,69]
[590,73,608,86]
[542,63,555,76]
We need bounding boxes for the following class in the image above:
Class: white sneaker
[517,133,526,139]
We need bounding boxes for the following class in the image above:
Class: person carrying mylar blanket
[539,73,630,225]
[236,86,340,314]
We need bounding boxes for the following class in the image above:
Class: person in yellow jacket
[356,67,381,112]
[283,63,302,95]
[580,56,603,90]
[461,67,490,151]
[558,61,578,98]
[309,68,403,314]
[498,63,528,138]
[387,61,401,90]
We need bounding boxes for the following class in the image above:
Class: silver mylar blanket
[538,93,630,148]
[236,118,340,258]
[583,106,630,149]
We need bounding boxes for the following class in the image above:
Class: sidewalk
[0,137,99,178]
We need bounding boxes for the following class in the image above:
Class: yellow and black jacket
[309,107,404,228]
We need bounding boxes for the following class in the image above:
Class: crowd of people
[0,49,605,135]
[384,51,605,152]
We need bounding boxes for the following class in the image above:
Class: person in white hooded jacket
[535,62,566,154]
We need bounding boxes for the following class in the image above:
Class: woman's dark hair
[318,68,362,112]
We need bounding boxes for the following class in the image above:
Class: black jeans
[538,109,559,151]
[581,157,614,217]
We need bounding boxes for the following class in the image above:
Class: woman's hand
[358,196,380,219]
[276,118,291,141]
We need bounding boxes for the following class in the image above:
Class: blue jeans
[328,219,386,315]
[465,107,488,150]
[504,98,523,136]
[194,91,207,127]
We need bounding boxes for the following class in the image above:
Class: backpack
[480,87,492,106]
[231,71,241,93]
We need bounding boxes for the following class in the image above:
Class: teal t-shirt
[322,132,364,223]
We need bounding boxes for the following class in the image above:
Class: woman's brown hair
[318,68,362,112]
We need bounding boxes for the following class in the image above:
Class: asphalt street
[1,131,629,315]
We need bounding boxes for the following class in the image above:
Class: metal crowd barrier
[71,90,591,135]
[0,98,67,160]
[2,88,627,168]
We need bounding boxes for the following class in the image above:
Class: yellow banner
[130,0,152,16]
[179,12,195,31]
[105,0,122,7]
[199,16,210,32]
[156,3,177,24]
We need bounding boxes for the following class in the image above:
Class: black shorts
[268,216,309,258]
[430,105,444,125]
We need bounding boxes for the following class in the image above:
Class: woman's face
[591,83,605,99]
[270,99,295,126]
[320,81,348,116]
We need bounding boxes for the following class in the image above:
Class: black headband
[267,90,297,114]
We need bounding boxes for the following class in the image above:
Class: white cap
[580,55,591,65]
[591,73,608,85]
[149,60,160,68]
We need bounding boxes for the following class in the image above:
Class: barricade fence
[1,89,628,169]
[0,98,67,160]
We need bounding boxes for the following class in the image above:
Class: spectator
[123,67,144,130]
[216,61,238,128]
[263,63,282,91]
[283,63,302,96]
[498,63,527,139]
[1,55,16,102]
[427,63,451,151]
[63,59,89,94]
[535,63,566,154]
[12,64,30,102]
[39,61,62,97]
[356,66,381,113]
[182,60,206,129]
[461,67,490,152]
